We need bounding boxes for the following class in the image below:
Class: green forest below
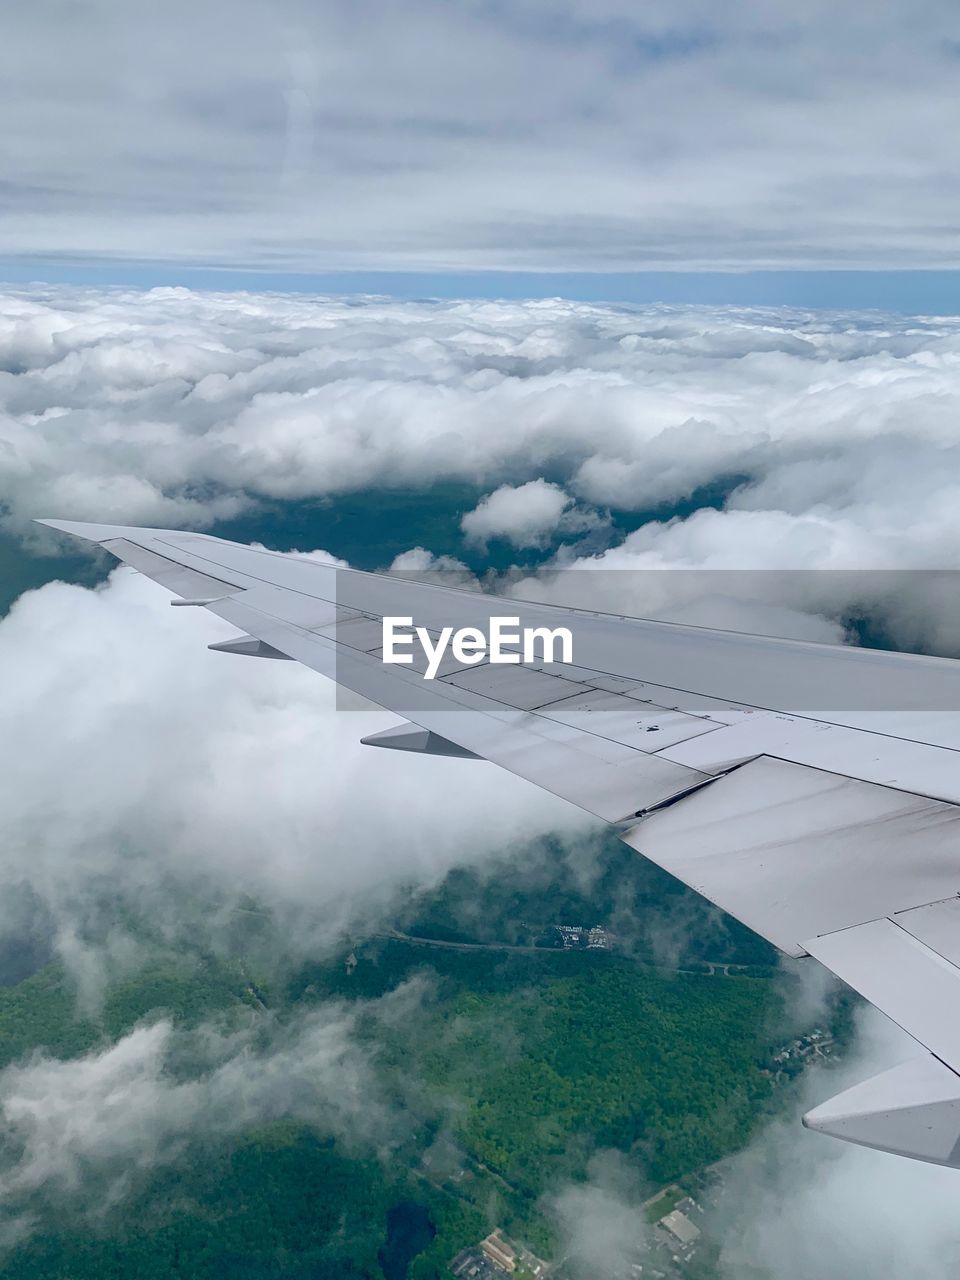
[0,835,851,1279]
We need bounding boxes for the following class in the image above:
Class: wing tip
[34,518,190,546]
[34,518,116,543]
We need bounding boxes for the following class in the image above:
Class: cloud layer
[5,285,960,584]
[0,567,580,971]
[3,1,960,270]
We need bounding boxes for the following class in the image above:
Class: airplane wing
[36,518,960,1169]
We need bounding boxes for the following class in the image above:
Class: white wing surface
[36,518,960,1167]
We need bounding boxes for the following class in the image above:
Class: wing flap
[800,913,960,1167]
[621,756,960,956]
[891,896,960,966]
[805,917,960,1068]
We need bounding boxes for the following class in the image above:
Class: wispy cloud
[0,565,579,972]
[712,1010,960,1280]
[0,987,420,1244]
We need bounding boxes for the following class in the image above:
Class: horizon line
[2,262,960,316]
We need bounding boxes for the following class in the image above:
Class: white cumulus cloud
[5,286,960,586]
[462,479,577,548]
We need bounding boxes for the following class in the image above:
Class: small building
[556,925,584,949]
[660,1209,700,1248]
[481,1231,517,1273]
[449,1248,504,1279]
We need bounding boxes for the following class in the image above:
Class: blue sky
[2,262,960,314]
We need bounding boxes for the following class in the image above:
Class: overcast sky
[3,0,960,300]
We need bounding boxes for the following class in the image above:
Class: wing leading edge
[36,518,960,1168]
